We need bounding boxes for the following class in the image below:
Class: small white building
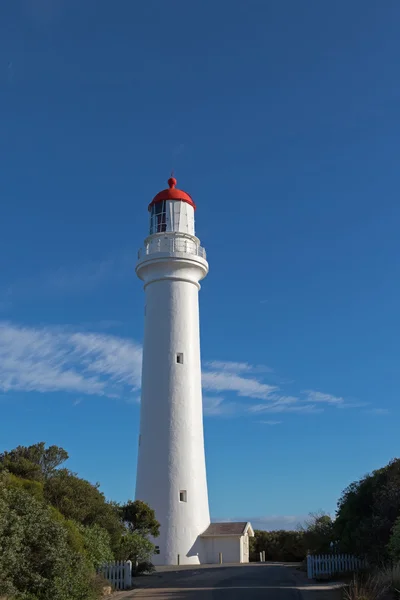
[201,522,254,564]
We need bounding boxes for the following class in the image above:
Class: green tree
[250,529,307,562]
[0,473,97,600]
[44,469,123,550]
[0,443,68,481]
[115,532,155,564]
[335,458,400,563]
[120,500,160,538]
[79,524,114,569]
[300,512,335,554]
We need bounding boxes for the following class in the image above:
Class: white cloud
[204,360,272,374]
[303,390,344,405]
[365,408,389,415]
[202,371,277,400]
[260,420,282,426]
[0,321,368,420]
[255,403,323,414]
[0,322,141,397]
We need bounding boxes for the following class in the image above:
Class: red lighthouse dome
[148,177,196,211]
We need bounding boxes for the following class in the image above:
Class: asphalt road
[118,563,317,599]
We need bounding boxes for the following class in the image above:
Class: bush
[343,574,390,600]
[389,517,400,562]
[0,476,98,600]
[250,529,306,562]
[115,532,155,564]
[44,469,122,551]
[374,563,400,594]
[134,561,155,575]
[335,458,400,563]
[79,524,114,569]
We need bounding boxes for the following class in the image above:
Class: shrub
[389,517,400,562]
[115,532,155,564]
[250,529,306,562]
[78,523,114,569]
[343,574,390,600]
[0,477,98,600]
[374,563,400,594]
[135,561,155,575]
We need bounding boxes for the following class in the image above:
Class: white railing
[307,553,366,579]
[138,235,206,260]
[97,560,132,590]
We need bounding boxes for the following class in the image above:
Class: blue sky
[1,0,399,530]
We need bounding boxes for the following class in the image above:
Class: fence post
[124,560,132,589]
[263,551,266,562]
[177,554,180,566]
[259,552,263,562]
[307,554,313,579]
[219,552,223,564]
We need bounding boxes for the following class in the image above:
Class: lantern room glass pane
[150,201,167,234]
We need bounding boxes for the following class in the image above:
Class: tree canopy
[0,442,68,481]
[120,499,160,538]
[0,442,158,599]
[0,472,96,600]
[44,468,123,548]
[334,458,400,562]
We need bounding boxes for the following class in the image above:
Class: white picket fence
[97,560,132,590]
[307,554,366,579]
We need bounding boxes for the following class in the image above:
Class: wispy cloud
[303,390,344,405]
[202,396,242,417]
[0,322,141,398]
[260,420,282,426]
[202,371,277,400]
[253,403,323,414]
[364,408,389,415]
[204,360,273,374]
[0,321,376,420]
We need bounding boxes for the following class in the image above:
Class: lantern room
[148,177,196,236]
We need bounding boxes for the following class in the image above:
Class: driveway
[114,563,342,599]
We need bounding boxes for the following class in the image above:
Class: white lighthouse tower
[135,176,210,566]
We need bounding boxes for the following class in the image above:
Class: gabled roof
[201,522,254,537]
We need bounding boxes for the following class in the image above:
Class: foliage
[335,458,400,563]
[0,442,159,599]
[120,500,160,538]
[115,532,155,564]
[78,524,114,569]
[388,517,400,562]
[44,469,123,550]
[7,474,44,502]
[135,561,156,575]
[374,563,400,594]
[0,443,68,482]
[250,529,306,562]
[0,474,98,600]
[343,574,390,600]
[300,512,335,554]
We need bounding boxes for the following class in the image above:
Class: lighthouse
[135,176,210,565]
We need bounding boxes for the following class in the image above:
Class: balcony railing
[137,235,206,260]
